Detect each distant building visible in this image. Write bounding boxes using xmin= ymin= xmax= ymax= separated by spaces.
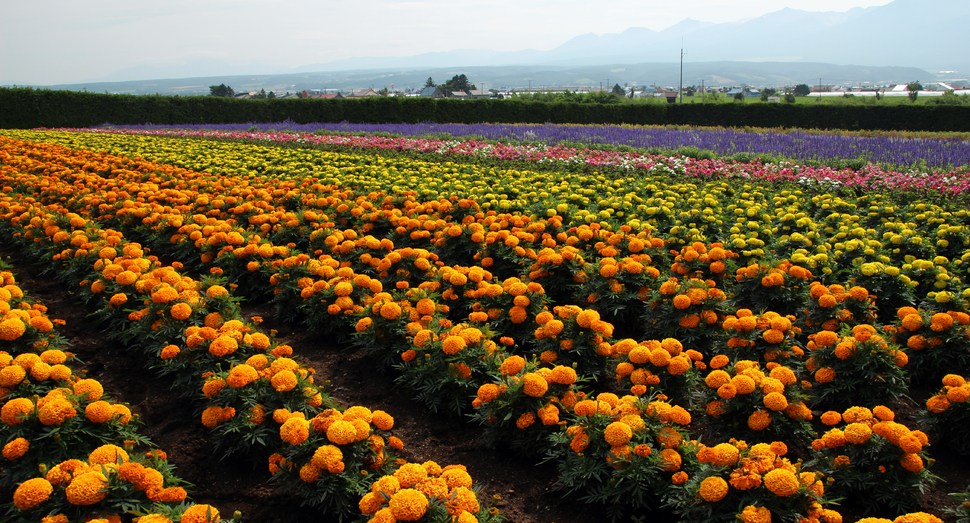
xmin=417 ymin=86 xmax=446 ymax=98
xmin=347 ymin=89 xmax=379 ymax=98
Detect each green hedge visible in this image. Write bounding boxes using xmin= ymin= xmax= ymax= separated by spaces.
xmin=2 ymin=87 xmax=968 ymax=131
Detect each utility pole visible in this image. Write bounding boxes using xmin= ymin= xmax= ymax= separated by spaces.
xmin=679 ymin=41 xmax=686 ymax=103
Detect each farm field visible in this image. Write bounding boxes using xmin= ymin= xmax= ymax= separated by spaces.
xmin=2 ymin=126 xmax=970 ymax=523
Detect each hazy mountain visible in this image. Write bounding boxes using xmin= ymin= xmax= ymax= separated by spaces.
xmin=11 ymin=0 xmax=968 ymax=94
xmin=277 ymin=0 xmax=968 ymax=72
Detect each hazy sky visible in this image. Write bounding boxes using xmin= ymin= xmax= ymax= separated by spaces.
xmin=1 ymin=0 xmax=894 ymax=86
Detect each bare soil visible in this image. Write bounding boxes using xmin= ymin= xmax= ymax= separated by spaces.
xmin=2 ymin=246 xmax=969 ymax=523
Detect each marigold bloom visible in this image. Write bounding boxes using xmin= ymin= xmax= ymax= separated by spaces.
xmin=699 ymin=476 xmax=729 ymax=502
xmin=499 ymin=355 xmax=526 ymax=376
xmin=3 ymin=436 xmax=29 ymax=460
xmin=66 ymin=471 xmax=109 ymax=505
xmin=372 ymin=410 xmax=394 ymax=431
xmin=739 ymin=505 xmax=772 ymax=523
xmin=85 ymin=401 xmax=114 ymax=423
xmin=73 ymin=378 xmax=104 ymax=401
xmin=900 ymin=453 xmax=924 ymax=472
xmin=280 ymin=417 xmax=310 ymax=445
xmin=659 ymin=448 xmax=682 ymax=471
xmin=13 ymin=477 xmax=53 ymax=509
xmin=522 ymin=373 xmax=549 ymax=397
xmin=388 ymin=488 xmax=429 ymax=521
xmin=763 ymin=392 xmax=789 ymax=412
xmin=180 ymin=504 xmax=220 ymax=523
xmin=271 ymin=369 xmax=298 ymax=392
xmin=712 ymin=442 xmax=740 ymax=466
xmin=208 ymin=335 xmax=238 ymax=357
xmin=0 ymin=364 xmax=26 ymax=388
xmin=327 ymin=419 xmax=359 ymax=445
xmin=748 ymin=410 xmax=772 ymax=431
xmin=764 ymin=468 xmax=799 ymax=496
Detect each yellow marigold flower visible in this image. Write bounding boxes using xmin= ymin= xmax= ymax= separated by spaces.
xmin=522 ymin=373 xmax=549 ymax=397
xmin=13 ymin=477 xmax=53 ymax=509
xmin=180 ymin=504 xmax=221 ymax=523
xmin=699 ymin=476 xmax=729 ymax=502
xmin=66 ymin=471 xmax=109 ymax=505
xmin=764 ymin=468 xmax=799 ymax=496
xmin=389 ymin=488 xmax=429 ymax=521
xmin=327 ymin=419 xmax=358 ymax=445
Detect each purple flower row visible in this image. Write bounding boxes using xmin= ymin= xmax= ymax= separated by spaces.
xmin=97 ymin=120 xmax=970 ymax=171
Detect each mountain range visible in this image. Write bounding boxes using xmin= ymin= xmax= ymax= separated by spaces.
xmin=13 ymin=0 xmax=969 ymax=94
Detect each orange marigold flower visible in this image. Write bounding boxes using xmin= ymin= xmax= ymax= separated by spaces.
xmin=227 ymin=364 xmax=259 ymax=388
xmin=739 ymin=505 xmax=772 ymax=523
xmin=327 ymin=420 xmax=359 ymax=445
xmin=699 ymin=476 xmax=729 ymax=502
xmin=748 ymin=410 xmax=772 ymax=431
xmin=74 ymin=378 xmax=104 ymax=401
xmin=181 ymin=504 xmax=221 ymax=523
xmin=522 ymin=373 xmax=549 ymax=397
xmin=763 ymin=392 xmax=789 ymax=412
xmin=271 ymin=370 xmax=298 ymax=392
xmin=389 ymin=488 xmax=429 ymax=521
xmin=764 ymin=468 xmax=799 ymax=497
xmin=13 ymin=477 xmax=53 ymax=509
xmin=3 ymin=437 xmax=29 ymax=460
xmin=499 ymin=355 xmax=526 ymax=376
xmin=604 ymin=422 xmax=633 ymax=446
xmin=85 ymin=401 xmax=114 ymax=424
xmin=65 ymin=471 xmax=109 ymax=505
xmin=900 ymin=453 xmax=924 ymax=473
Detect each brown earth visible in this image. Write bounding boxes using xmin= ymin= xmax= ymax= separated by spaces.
xmin=2 ymin=246 xmax=969 ymax=523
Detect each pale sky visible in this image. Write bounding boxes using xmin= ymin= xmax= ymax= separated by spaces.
xmin=1 ymin=0 xmax=894 ymax=86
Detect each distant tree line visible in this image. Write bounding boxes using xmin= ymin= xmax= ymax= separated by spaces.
xmin=3 ymin=86 xmax=970 ymax=131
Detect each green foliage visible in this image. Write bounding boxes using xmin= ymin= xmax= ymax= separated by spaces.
xmin=209 ymin=84 xmax=235 ymax=97
xmin=793 ymin=84 xmax=812 ymax=97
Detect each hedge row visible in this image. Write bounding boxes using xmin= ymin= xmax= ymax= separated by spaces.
xmin=3 ymin=87 xmax=969 ymax=131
